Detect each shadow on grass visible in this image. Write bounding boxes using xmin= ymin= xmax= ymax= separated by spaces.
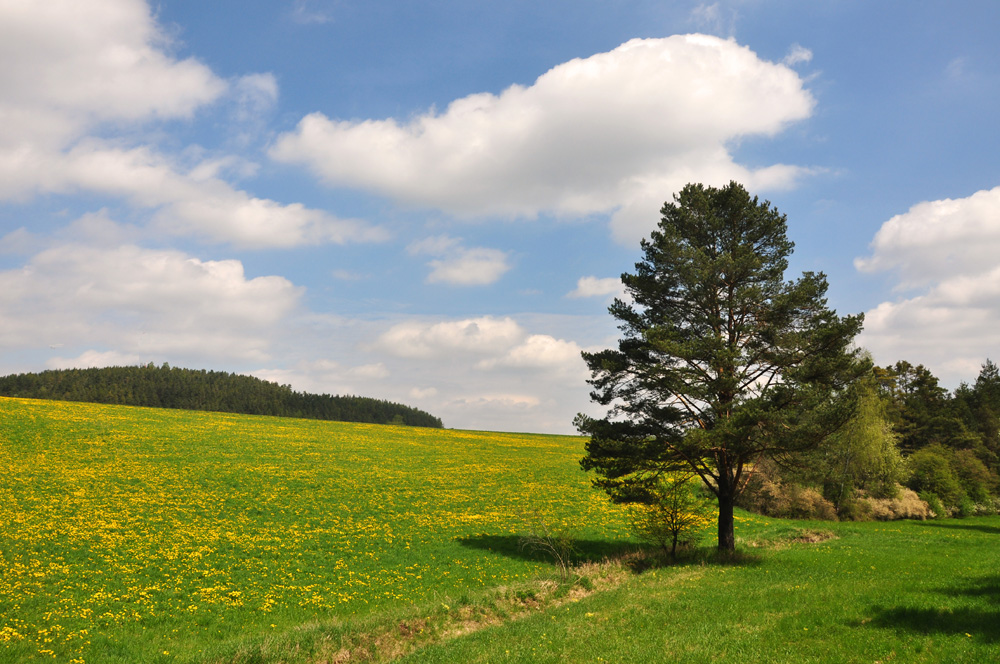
xmin=867 ymin=576 xmax=1000 ymax=644
xmin=455 ymin=533 xmax=764 ymax=573
xmin=941 ymin=575 xmax=1000 ymax=605
xmin=454 ymin=533 xmax=636 ymax=565
xmin=911 ymin=521 xmax=1000 ymax=535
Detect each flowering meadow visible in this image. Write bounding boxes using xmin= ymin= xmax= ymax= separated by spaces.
xmin=0 ymin=397 xmax=630 ymax=662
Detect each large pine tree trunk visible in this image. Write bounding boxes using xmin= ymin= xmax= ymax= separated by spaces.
xmin=717 ymin=491 xmax=736 ymax=551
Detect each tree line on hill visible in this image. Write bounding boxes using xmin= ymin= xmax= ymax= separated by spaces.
xmin=0 ymin=364 xmax=444 ymax=428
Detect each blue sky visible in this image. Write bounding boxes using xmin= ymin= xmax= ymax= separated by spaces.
xmin=1 ymin=0 xmax=999 ymax=433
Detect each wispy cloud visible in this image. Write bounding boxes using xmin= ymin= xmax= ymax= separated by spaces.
xmin=783 ymin=44 xmax=813 ymax=67
xmin=408 ymin=235 xmax=511 ymax=286
xmin=290 ymin=0 xmax=336 ymax=25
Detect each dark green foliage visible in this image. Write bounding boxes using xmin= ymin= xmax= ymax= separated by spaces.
xmin=737 ymin=360 xmax=1000 ymax=523
xmin=878 ymin=361 xmax=982 ymax=454
xmin=0 ymin=364 xmax=443 ymax=427
xmin=876 ymin=360 xmax=1000 ymax=506
xmin=578 ymin=182 xmax=865 ymax=550
xmin=952 ymin=359 xmax=1000 ymax=469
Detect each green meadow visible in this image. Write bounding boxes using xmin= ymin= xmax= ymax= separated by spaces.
xmin=2 ymin=396 xmax=999 ymax=663
xmin=0 ymin=397 xmax=627 ymax=662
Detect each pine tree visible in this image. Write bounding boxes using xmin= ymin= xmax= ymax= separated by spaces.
xmin=578 ymin=182 xmax=864 ymax=550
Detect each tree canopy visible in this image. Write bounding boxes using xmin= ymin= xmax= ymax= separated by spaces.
xmin=577 ymin=182 xmax=864 ymax=550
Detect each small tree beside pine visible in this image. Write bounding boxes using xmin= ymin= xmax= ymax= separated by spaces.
xmin=628 ymin=474 xmax=714 ymax=558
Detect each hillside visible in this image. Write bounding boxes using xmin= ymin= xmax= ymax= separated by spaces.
xmin=0 ymin=364 xmax=443 ymax=427
xmin=0 ymin=396 xmax=618 ymax=662
xmin=2 ymin=396 xmax=999 ymax=663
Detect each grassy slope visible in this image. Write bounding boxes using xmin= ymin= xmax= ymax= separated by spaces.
xmin=0 ymin=397 xmax=628 ymax=663
xmin=3 ymin=396 xmax=999 ymax=663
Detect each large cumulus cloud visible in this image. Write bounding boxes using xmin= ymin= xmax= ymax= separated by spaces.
xmin=271 ymin=34 xmax=815 ymax=244
xmin=0 ymin=242 xmax=303 ymax=364
xmin=0 ymin=0 xmax=382 ymax=248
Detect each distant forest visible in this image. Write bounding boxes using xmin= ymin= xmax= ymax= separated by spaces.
xmin=0 ymin=364 xmax=443 ymax=428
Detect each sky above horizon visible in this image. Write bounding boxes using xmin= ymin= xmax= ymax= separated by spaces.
xmin=2 ymin=0 xmax=999 ymax=433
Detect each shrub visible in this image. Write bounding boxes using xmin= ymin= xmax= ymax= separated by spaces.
xmin=518 ymin=511 xmax=577 ymax=580
xmin=907 ymin=445 xmax=966 ymax=510
xmin=743 ymin=477 xmax=791 ymax=517
xmin=835 ymin=497 xmax=871 ymax=522
xmin=975 ymin=497 xmax=1000 ymax=516
xmin=785 ymin=485 xmax=838 ymax=521
xmin=737 ymin=460 xmax=790 ymax=516
xmin=956 ymin=495 xmax=976 ymax=518
xmin=919 ymin=492 xmax=947 ymax=519
xmin=628 ymin=474 xmax=714 ymax=557
xmin=738 ymin=461 xmax=836 ymax=520
xmin=859 ymin=487 xmax=931 ymax=521
xmin=817 ymin=377 xmax=905 ymax=508
xmin=951 ymin=449 xmax=994 ymax=504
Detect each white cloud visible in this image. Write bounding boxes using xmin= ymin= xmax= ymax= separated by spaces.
xmin=408 ymin=235 xmax=511 ymax=286
xmin=856 ymin=186 xmax=1000 ymax=289
xmin=0 ymin=141 xmax=386 ymax=248
xmin=240 ymin=312 xmax=617 ymax=434
xmin=449 ymin=393 xmax=542 ymax=410
xmin=290 ymin=0 xmax=336 ymax=25
xmin=0 ymin=0 xmax=226 ymax=150
xmin=477 ymin=335 xmax=585 ymax=375
xmin=0 ymin=1 xmax=383 ymax=249
xmin=407 ymin=235 xmax=463 ymax=256
xmin=689 ymin=3 xmax=734 ymax=37
xmin=373 ymin=316 xmax=525 ymax=359
xmin=427 ymin=248 xmax=510 ymax=286
xmin=332 ymin=269 xmax=365 ymax=281
xmin=349 ymin=362 xmax=389 ymax=379
xmin=857 ymin=186 xmax=1000 ymax=385
xmin=47 ymin=349 xmax=142 ymax=370
xmin=271 ymin=34 xmax=815 ymax=244
xmin=782 ymin=44 xmax=813 ymax=67
xmin=409 ymin=387 xmax=439 ymax=400
xmin=251 ymin=358 xmax=390 ymax=397
xmin=228 ymin=73 xmax=280 ymax=145
xmin=233 ymin=73 xmax=279 ymax=120
xmin=567 ymin=276 xmax=623 ymax=299
xmin=946 ymin=56 xmax=970 ymax=81
xmin=0 ymin=241 xmax=302 ymax=363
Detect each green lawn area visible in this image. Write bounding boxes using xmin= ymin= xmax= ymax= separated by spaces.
xmin=394 ymin=517 xmax=1000 ymax=663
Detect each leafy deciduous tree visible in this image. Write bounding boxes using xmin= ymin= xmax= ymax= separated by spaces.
xmin=816 ymin=373 xmax=905 ymax=512
xmin=627 ymin=474 xmax=713 ymax=558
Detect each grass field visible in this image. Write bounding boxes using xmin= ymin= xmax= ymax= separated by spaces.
xmin=2 ymin=396 xmax=999 ymax=663
xmin=394 ymin=518 xmax=1000 ymax=663
xmin=0 ymin=396 xmax=628 ymax=662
